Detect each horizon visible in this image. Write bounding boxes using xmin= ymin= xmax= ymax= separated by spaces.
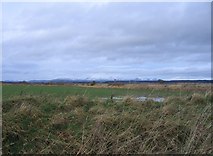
xmin=2 ymin=2 xmax=211 ymax=81
xmin=2 ymin=77 xmax=212 ymax=82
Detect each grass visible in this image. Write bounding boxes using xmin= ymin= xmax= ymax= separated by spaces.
xmin=2 ymin=83 xmax=212 ymax=154
xmin=2 ymin=83 xmax=208 ymax=100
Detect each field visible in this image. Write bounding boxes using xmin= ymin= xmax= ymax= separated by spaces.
xmin=2 ymin=83 xmax=210 ymax=99
xmin=2 ymin=83 xmax=213 ymax=154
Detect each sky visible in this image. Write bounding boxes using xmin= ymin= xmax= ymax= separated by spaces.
xmin=2 ymin=2 xmax=211 ymax=81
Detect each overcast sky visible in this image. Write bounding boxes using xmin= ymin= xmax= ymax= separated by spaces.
xmin=2 ymin=2 xmax=211 ymax=81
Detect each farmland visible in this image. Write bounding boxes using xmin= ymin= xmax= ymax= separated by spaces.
xmin=2 ymin=83 xmax=213 ymax=154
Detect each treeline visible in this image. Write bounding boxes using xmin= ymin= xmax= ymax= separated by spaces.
xmin=2 ymin=79 xmax=212 ymax=85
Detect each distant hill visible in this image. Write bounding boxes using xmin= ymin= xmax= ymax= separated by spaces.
xmin=2 ymin=78 xmax=213 ymax=84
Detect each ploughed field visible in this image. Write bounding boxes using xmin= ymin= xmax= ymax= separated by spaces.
xmin=2 ymin=83 xmax=213 ymax=154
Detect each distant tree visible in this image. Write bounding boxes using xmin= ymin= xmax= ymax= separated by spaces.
xmin=90 ymin=81 xmax=96 ymax=86
xmin=22 ymin=81 xmax=27 ymax=84
xmin=158 ymin=79 xmax=165 ymax=84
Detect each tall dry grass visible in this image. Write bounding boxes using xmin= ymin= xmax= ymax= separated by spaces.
xmin=2 ymin=92 xmax=212 ymax=154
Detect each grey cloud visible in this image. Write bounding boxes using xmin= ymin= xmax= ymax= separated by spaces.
xmin=2 ymin=2 xmax=211 ymax=80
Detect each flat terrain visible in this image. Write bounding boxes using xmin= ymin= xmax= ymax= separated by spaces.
xmin=2 ymin=83 xmax=212 ymax=154
xmin=2 ymin=83 xmax=210 ymax=100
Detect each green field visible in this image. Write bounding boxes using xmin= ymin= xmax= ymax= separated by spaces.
xmin=2 ymin=84 xmax=201 ymax=100
xmin=2 ymin=83 xmax=212 ymax=154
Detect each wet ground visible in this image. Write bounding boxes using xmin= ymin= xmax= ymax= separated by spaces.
xmin=101 ymin=96 xmax=165 ymax=102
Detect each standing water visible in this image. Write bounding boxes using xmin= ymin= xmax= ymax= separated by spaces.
xmin=101 ymin=96 xmax=165 ymax=102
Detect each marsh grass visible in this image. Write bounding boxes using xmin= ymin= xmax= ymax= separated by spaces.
xmin=2 ymin=92 xmax=212 ymax=154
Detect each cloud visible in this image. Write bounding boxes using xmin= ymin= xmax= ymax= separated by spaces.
xmin=2 ymin=2 xmax=211 ymax=80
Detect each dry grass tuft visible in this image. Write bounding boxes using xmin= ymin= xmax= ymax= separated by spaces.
xmin=51 ymin=113 xmax=69 ymax=130
xmin=204 ymin=91 xmax=213 ymax=103
xmin=64 ymin=96 xmax=89 ymax=108
xmin=189 ymin=93 xmax=206 ymax=105
xmin=162 ymin=104 xmax=178 ymax=115
xmin=3 ymin=96 xmax=40 ymax=113
xmin=122 ymin=96 xmax=136 ymax=105
xmin=163 ymin=96 xmax=184 ymax=106
xmin=88 ymin=105 xmax=106 ymax=114
xmin=138 ymin=121 xmax=190 ymax=154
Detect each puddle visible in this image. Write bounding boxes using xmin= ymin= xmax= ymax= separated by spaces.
xmin=101 ymin=96 xmax=165 ymax=102
xmin=136 ymin=96 xmax=164 ymax=102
